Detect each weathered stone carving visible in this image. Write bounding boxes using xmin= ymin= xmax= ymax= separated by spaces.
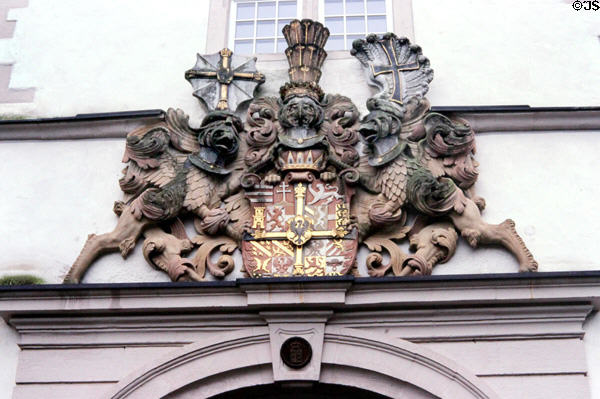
xmin=240 ymin=20 xmax=360 ymax=277
xmin=351 ymin=33 xmax=537 ymax=275
xmin=65 ymin=21 xmax=537 ymax=283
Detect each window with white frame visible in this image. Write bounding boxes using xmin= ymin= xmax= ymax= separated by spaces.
xmin=321 ymin=0 xmax=392 ymax=51
xmin=223 ymin=0 xmax=397 ymax=55
xmin=230 ymin=0 xmax=302 ymax=55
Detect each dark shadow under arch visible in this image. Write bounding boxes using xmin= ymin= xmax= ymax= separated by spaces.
xmin=209 ymin=382 xmax=393 ymax=399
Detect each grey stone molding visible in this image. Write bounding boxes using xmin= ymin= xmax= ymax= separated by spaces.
xmin=103 ymin=327 xmax=497 ymax=399
xmin=2 ymin=272 xmax=596 ymax=398
xmin=2 ymin=271 xmax=600 ymax=317
xmin=0 ymin=109 xmax=164 ymax=140
xmin=1 ymin=107 xmax=599 ymax=141
xmin=450 ymin=109 xmax=600 ymax=133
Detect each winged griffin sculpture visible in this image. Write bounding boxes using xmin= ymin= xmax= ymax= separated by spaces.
xmin=64 ymin=20 xmax=537 ymax=283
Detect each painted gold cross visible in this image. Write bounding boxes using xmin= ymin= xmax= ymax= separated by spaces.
xmin=252 ymin=183 xmax=350 ymax=275
xmin=185 ymin=48 xmax=265 ymax=110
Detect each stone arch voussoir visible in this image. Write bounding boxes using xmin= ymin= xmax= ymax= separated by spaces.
xmin=105 ymin=326 xmax=500 ymax=399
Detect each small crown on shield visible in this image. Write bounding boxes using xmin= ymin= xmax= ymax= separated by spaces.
xmin=280 ymin=19 xmax=329 ymax=102
xmin=276 ymin=149 xmax=326 ymax=171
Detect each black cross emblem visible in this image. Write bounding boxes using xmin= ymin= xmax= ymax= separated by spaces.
xmin=371 ymin=38 xmax=420 ymax=105
xmin=185 ymin=48 xmax=265 ymax=110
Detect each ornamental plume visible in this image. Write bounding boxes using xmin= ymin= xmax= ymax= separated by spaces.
xmin=280 ymin=19 xmax=330 ymax=101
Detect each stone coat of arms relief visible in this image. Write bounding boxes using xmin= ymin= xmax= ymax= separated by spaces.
xmin=64 ymin=20 xmax=537 ymax=283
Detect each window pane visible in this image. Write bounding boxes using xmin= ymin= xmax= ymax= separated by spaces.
xmin=257 ymin=2 xmax=276 ymax=18
xmin=366 ymin=0 xmax=386 ymax=13
xmin=346 ymin=16 xmax=365 ymax=33
xmin=257 ymin=20 xmax=275 ymax=37
xmin=235 ymin=40 xmax=253 ymax=54
xmin=256 ymin=39 xmax=275 ymax=53
xmin=278 ymin=19 xmax=292 ymax=36
xmin=237 ymin=2 xmax=255 ymax=19
xmin=346 ymin=34 xmax=363 ymax=50
xmin=325 ymin=17 xmax=344 ymax=34
xmin=324 ymin=0 xmax=343 ymax=15
xmin=277 ymin=38 xmax=288 ymax=52
xmin=236 ymin=21 xmax=254 ymax=38
xmin=345 ymin=0 xmax=364 ymax=14
xmin=326 ymin=35 xmax=345 ymax=50
xmin=367 ymin=15 xmax=386 ymax=33
xmin=278 ymin=1 xmax=296 ymax=18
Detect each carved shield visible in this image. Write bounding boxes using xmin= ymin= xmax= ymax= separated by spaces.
xmin=242 ymin=179 xmax=357 ymax=277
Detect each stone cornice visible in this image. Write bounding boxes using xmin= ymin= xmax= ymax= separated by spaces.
xmin=1 ymin=272 xmax=600 ymax=321
xmin=451 ymin=109 xmax=600 ymax=132
xmin=0 ymin=107 xmax=598 ymax=141
xmin=0 ymin=109 xmax=164 ymax=140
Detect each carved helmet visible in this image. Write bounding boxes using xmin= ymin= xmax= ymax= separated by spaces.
xmin=188 ymin=111 xmax=243 ymax=175
xmin=277 ymin=20 xmax=329 ymax=149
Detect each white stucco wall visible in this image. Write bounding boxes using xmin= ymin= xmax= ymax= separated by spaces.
xmin=0 ymin=0 xmax=598 ymax=119
xmin=0 ymin=0 xmax=210 ymax=119
xmin=1 ymin=128 xmax=598 ymax=284
xmin=412 ymin=0 xmax=600 ymax=107
xmin=0 ymin=139 xmax=167 ymax=284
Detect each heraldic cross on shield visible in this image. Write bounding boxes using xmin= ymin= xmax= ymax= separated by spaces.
xmin=242 ymin=178 xmax=357 ymax=277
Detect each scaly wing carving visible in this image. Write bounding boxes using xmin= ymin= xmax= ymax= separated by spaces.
xmin=165 ymin=108 xmax=201 ymax=154
xmin=379 ymin=157 xmax=409 ymax=205
xmin=119 ymin=108 xmax=202 ymax=200
xmin=120 ymin=153 xmax=177 ymax=193
xmin=119 ymin=124 xmax=179 ymax=199
xmin=422 ymin=113 xmax=479 ymax=190
xmin=184 ymin=167 xmax=216 ymax=215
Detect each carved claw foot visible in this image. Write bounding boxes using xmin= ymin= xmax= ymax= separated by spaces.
xmin=113 ymin=201 xmax=125 ymax=216
xmin=119 ymin=237 xmax=136 ymax=258
xmin=368 ymin=202 xmax=403 ymax=225
xmin=461 ymin=228 xmax=481 ymax=248
xmin=473 ymin=196 xmax=486 ymax=211
xmin=263 ymin=173 xmax=281 ymax=185
xmin=320 ymin=171 xmax=337 ymax=182
xmin=499 ymin=219 xmax=538 ymax=272
xmin=519 ymin=261 xmax=539 ymax=273
xmin=199 ymin=208 xmax=230 ymax=235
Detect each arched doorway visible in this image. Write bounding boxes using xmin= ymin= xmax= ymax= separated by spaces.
xmin=107 ymin=327 xmax=499 ymax=399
